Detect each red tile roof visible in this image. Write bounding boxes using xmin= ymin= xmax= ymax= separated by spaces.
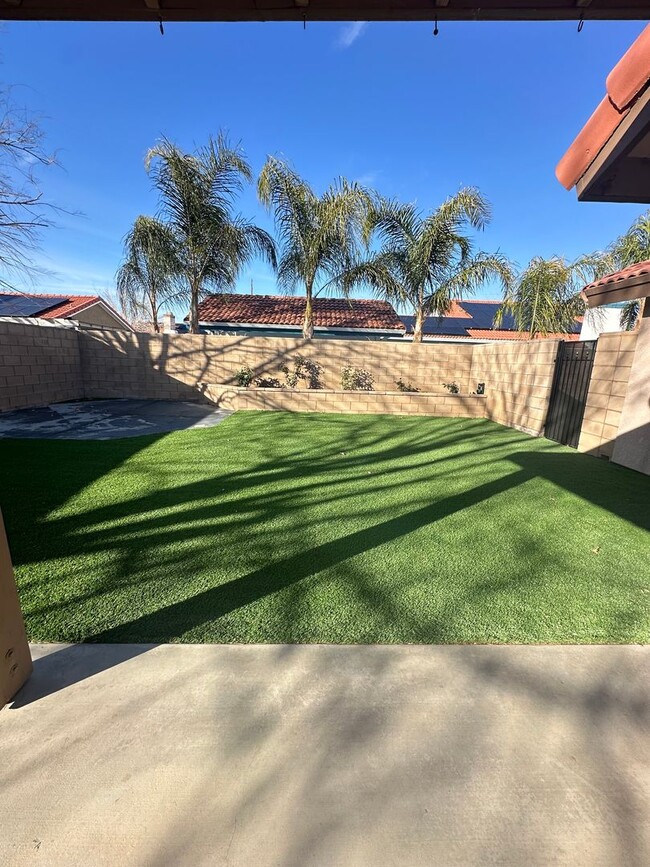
xmin=583 ymin=259 xmax=650 ymax=292
xmin=556 ymin=25 xmax=650 ymax=190
xmin=196 ymin=294 xmax=405 ymax=331
xmin=467 ymin=329 xmax=579 ymax=341
xmin=34 ymin=294 xmax=103 ymax=319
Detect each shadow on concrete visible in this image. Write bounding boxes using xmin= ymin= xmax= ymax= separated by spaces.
xmin=8 ymin=643 xmax=156 ymax=708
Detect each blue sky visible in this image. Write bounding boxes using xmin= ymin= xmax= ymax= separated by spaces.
xmin=2 ymin=17 xmax=648 ymax=311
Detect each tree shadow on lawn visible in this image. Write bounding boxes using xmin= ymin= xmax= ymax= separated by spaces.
xmin=4 ymin=414 xmax=649 ymax=645
xmin=87 ymin=447 xmax=650 ymax=644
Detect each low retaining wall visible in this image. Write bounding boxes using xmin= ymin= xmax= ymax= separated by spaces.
xmin=204 ymin=386 xmax=487 ymax=417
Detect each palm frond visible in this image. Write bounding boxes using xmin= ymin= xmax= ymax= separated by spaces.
xmin=620 ymin=299 xmax=640 ymax=331
xmin=496 ymin=256 xmax=583 ymax=336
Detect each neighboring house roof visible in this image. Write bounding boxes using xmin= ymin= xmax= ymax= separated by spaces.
xmin=400 ymin=300 xmax=581 ymax=340
xmin=36 ymin=294 xmax=104 ymax=319
xmin=0 ymin=292 xmax=133 ymax=330
xmin=194 ymin=294 xmax=405 ymax=332
xmin=556 ymin=25 xmax=650 ymax=195
xmin=581 ymin=259 xmax=650 ymax=308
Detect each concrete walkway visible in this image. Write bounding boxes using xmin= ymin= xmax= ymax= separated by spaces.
xmin=0 ymin=400 xmax=231 ymax=440
xmin=1 ymin=644 xmax=649 ymax=867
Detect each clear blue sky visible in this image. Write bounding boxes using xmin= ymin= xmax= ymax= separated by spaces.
xmin=3 ymin=18 xmax=648 ymax=310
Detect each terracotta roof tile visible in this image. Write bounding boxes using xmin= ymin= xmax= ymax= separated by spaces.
xmin=35 ymin=294 xmax=102 ymax=319
xmin=556 ymin=24 xmax=650 ymax=190
xmin=196 ymin=294 xmax=404 ymax=331
xmin=583 ymin=259 xmax=650 ymax=292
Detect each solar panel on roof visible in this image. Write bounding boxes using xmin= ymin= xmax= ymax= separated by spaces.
xmin=458 ymin=302 xmax=507 ymax=329
xmin=400 ymin=314 xmax=470 ymax=337
xmin=0 ymin=294 xmax=65 ymax=317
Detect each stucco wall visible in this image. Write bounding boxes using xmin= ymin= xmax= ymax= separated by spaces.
xmin=577 ymin=330 xmax=638 ymax=459
xmin=470 ymin=340 xmax=560 ymax=436
xmin=73 ymin=303 xmax=129 ymax=330
xmin=0 ymin=321 xmax=84 ymax=412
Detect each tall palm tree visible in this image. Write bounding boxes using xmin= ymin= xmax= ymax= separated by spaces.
xmin=258 ymin=157 xmax=370 ymax=339
xmin=495 ymin=256 xmax=584 ymax=337
xmin=347 ymin=188 xmax=513 ymax=343
xmin=116 ymin=215 xmax=180 ymax=332
xmin=146 ymin=135 xmax=276 ymax=333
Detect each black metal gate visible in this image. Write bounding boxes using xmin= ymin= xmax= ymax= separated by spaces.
xmin=545 ymin=340 xmax=597 ymax=448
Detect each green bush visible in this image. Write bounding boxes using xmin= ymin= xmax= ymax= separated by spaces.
xmin=341 ymin=366 xmax=374 ymax=391
xmin=281 ymin=355 xmax=323 ymax=389
xmin=442 ymin=381 xmax=460 ymax=394
xmin=235 ymin=366 xmax=255 ymax=388
xmin=255 ymin=377 xmax=282 ymax=389
xmin=395 ymin=379 xmax=419 ymax=393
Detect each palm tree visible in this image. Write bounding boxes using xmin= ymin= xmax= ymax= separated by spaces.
xmin=347 ymin=188 xmax=513 ymax=343
xmin=116 ymin=216 xmax=181 ymax=332
xmin=146 ymin=135 xmax=276 ymax=333
xmin=495 ymin=256 xmax=584 ymax=337
xmin=257 ymin=157 xmax=370 ymax=339
xmin=608 ymin=212 xmax=649 ymax=330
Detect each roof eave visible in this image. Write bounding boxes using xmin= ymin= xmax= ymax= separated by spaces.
xmin=581 ymin=272 xmax=650 ymax=308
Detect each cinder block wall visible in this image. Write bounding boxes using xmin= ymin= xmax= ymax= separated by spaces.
xmin=578 ymin=331 xmax=639 ymax=458
xmin=79 ymin=330 xmax=475 ymax=397
xmin=1 ymin=322 xmax=556 ymax=432
xmin=206 ymin=386 xmax=486 ymax=418
xmin=0 ymin=321 xmax=84 ymax=412
xmin=470 ymin=340 xmax=560 ymax=435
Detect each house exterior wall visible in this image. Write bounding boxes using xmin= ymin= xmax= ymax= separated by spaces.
xmin=470 ymin=339 xmax=561 ymax=436
xmin=577 ymin=330 xmax=638 ymax=459
xmin=0 ymin=321 xmax=84 ymax=412
xmin=71 ymin=303 xmax=130 ymax=330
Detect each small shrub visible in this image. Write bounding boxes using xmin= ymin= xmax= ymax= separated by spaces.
xmin=442 ymin=381 xmax=460 ymax=394
xmin=341 ymin=366 xmax=374 ymax=391
xmin=255 ymin=376 xmax=282 ymax=389
xmin=281 ymin=355 xmax=323 ymax=389
xmin=235 ymin=366 xmax=255 ymax=388
xmin=395 ymin=378 xmax=419 ymax=393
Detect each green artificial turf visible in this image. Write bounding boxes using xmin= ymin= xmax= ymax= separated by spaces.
xmin=1 ymin=411 xmax=648 ymax=644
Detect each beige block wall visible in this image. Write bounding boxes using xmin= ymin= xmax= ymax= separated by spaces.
xmin=0 ymin=321 xmax=84 ymax=412
xmin=205 ymin=386 xmax=486 ymax=418
xmin=577 ymin=331 xmax=638 ymax=459
xmin=77 ymin=330 xmax=475 ymax=400
xmin=470 ymin=339 xmax=560 ymax=436
xmin=611 ymin=316 xmax=650 ymax=475
xmin=77 ymin=330 xmax=199 ymax=402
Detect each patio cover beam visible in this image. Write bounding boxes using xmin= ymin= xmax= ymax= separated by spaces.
xmin=0 ymin=1 xmax=647 ymax=23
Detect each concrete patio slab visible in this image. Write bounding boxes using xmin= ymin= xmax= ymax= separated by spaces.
xmin=1 ymin=643 xmax=649 ymax=867
xmin=0 ymin=399 xmax=232 ymax=439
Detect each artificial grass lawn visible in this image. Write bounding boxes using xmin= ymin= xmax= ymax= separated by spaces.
xmin=1 ymin=412 xmax=648 ymax=644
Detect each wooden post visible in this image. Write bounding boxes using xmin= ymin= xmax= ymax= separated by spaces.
xmin=0 ymin=508 xmax=32 ymax=707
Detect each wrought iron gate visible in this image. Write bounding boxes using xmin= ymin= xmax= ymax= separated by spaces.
xmin=545 ymin=340 xmax=597 ymax=448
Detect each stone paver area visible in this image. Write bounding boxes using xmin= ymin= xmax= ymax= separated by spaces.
xmin=1 ymin=643 xmax=649 ymax=867
xmin=0 ymin=399 xmax=231 ymax=439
